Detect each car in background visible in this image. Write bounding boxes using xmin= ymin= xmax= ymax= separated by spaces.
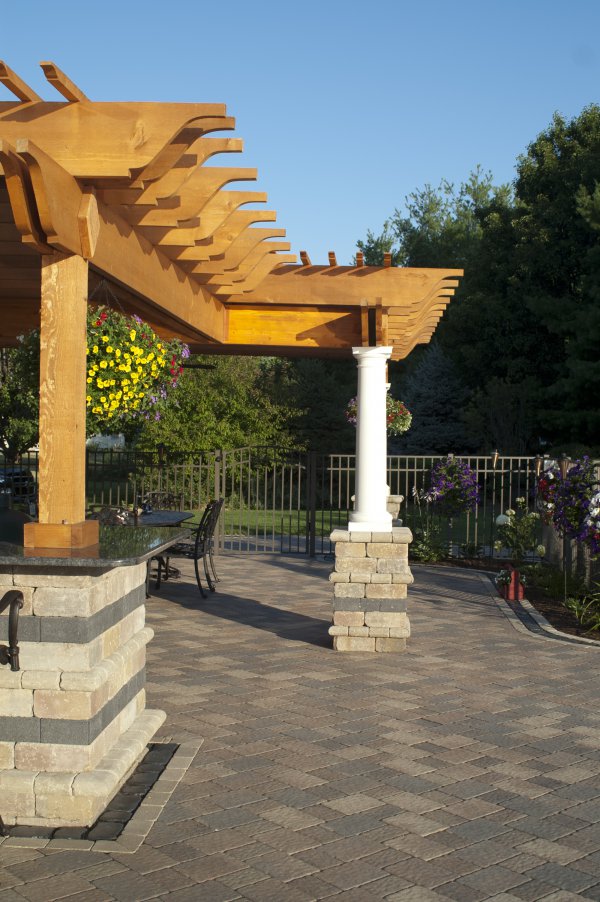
xmin=0 ymin=466 xmax=37 ymax=500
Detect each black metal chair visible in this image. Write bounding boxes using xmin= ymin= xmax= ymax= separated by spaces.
xmin=142 ymin=491 xmax=185 ymax=588
xmin=170 ymin=499 xmax=224 ymax=597
xmin=141 ymin=490 xmax=184 ymax=511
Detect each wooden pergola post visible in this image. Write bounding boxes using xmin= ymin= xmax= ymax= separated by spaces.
xmin=23 ymin=253 xmax=99 ymax=549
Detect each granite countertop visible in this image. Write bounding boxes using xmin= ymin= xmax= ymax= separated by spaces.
xmin=0 ymin=525 xmax=192 ymax=569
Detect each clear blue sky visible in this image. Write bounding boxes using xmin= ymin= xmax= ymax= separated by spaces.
xmin=3 ymin=0 xmax=599 ymax=265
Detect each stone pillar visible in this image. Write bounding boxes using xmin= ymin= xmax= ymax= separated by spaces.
xmin=329 ymin=527 xmax=413 ymax=652
xmin=0 ymin=563 xmax=164 ymax=826
xmin=348 ymin=346 xmax=393 ymax=533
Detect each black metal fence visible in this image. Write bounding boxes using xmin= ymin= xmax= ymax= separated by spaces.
xmin=3 ymin=449 xmax=596 ymax=574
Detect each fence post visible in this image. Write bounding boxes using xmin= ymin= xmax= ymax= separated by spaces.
xmin=307 ymin=451 xmax=317 ymax=558
xmin=213 ymin=451 xmax=223 ymax=553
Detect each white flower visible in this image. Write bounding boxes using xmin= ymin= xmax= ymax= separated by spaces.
xmin=536 ymin=544 xmax=546 ymax=556
xmin=505 ymin=509 xmax=516 ymax=517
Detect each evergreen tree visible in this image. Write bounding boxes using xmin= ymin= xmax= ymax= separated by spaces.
xmin=393 ymin=342 xmax=472 ymax=453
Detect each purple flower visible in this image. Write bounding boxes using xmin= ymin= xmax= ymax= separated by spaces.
xmin=428 ymin=456 xmax=480 ymax=516
xmin=539 ymin=457 xmax=600 ymax=554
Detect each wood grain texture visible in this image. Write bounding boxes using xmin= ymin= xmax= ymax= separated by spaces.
xmin=23 ymin=520 xmax=99 ymax=550
xmin=38 ymin=253 xmax=88 ymax=526
xmin=227 ymin=306 xmax=361 ymax=348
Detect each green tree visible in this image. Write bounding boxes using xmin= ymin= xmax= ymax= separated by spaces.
xmin=355 ymin=222 xmax=401 ymax=265
xmin=511 ymin=106 xmax=600 ymax=445
xmin=391 ymin=168 xmax=511 ymax=269
xmin=392 ymin=342 xmax=472 ymax=453
xmin=135 ymin=356 xmax=295 ymax=451
xmin=0 ymin=334 xmax=39 ymax=462
xmin=268 ymin=358 xmax=357 ymax=452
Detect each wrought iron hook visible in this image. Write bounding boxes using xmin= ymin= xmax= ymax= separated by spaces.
xmin=0 ymin=590 xmax=24 ymax=671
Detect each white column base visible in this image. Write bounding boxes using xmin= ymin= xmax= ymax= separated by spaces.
xmin=348 ymin=511 xmax=393 ymax=533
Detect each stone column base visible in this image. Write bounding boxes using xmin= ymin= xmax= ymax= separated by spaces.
xmin=0 ymin=708 xmax=165 ymax=827
xmin=0 ymin=562 xmax=165 ymax=826
xmin=329 ymin=526 xmax=413 ymax=652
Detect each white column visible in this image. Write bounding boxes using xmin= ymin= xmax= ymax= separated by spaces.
xmin=348 ymin=346 xmax=393 ymax=533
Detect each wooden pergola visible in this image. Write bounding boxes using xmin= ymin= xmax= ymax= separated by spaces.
xmin=0 ymin=62 xmax=462 ymax=550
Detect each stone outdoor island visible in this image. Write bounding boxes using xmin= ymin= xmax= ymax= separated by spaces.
xmin=0 ymin=61 xmax=460 ymax=826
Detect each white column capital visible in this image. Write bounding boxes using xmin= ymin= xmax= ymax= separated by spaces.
xmin=352 ymin=346 xmax=393 ymax=366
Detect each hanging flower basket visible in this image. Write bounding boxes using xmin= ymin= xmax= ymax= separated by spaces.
xmin=86 ymin=306 xmax=189 ymax=433
xmin=537 ymin=457 xmax=600 ymax=557
xmin=345 ymin=395 xmax=412 ymax=436
xmin=427 ymin=455 xmax=480 ymax=517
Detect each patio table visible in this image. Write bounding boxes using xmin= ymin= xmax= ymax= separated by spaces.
xmin=135 ymin=510 xmax=194 ymax=528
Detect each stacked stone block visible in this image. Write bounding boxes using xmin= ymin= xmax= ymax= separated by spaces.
xmin=386 ymin=493 xmax=403 ymax=521
xmin=0 ymin=562 xmax=165 ymax=826
xmin=329 ymin=526 xmax=413 ymax=652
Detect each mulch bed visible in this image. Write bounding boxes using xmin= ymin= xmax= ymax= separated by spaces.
xmin=433 ymin=557 xmax=600 ymax=642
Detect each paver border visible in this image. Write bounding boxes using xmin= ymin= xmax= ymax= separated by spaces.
xmin=0 ymin=739 xmax=203 ymax=854
xmin=474 ymin=570 xmax=600 ymax=648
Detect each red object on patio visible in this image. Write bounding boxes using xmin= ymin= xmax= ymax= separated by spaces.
xmin=500 ymin=568 xmax=524 ymax=601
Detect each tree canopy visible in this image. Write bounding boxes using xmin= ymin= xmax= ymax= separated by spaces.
xmin=358 ymin=106 xmax=600 ymax=454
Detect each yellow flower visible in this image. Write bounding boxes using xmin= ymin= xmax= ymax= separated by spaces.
xmin=100 ymin=396 xmax=106 ymax=403
xmin=99 ymin=361 xmax=108 ymax=369
xmin=101 ymin=335 xmax=109 ymax=343
xmin=115 ymin=348 xmax=121 ymax=358
xmin=87 ymin=377 xmax=92 ymax=384
xmin=93 ymin=345 xmax=99 ymax=354
xmin=130 ymin=330 xmax=136 ymax=341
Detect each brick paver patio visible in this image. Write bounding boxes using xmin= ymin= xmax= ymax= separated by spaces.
xmin=2 ymin=554 xmax=600 ymax=900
